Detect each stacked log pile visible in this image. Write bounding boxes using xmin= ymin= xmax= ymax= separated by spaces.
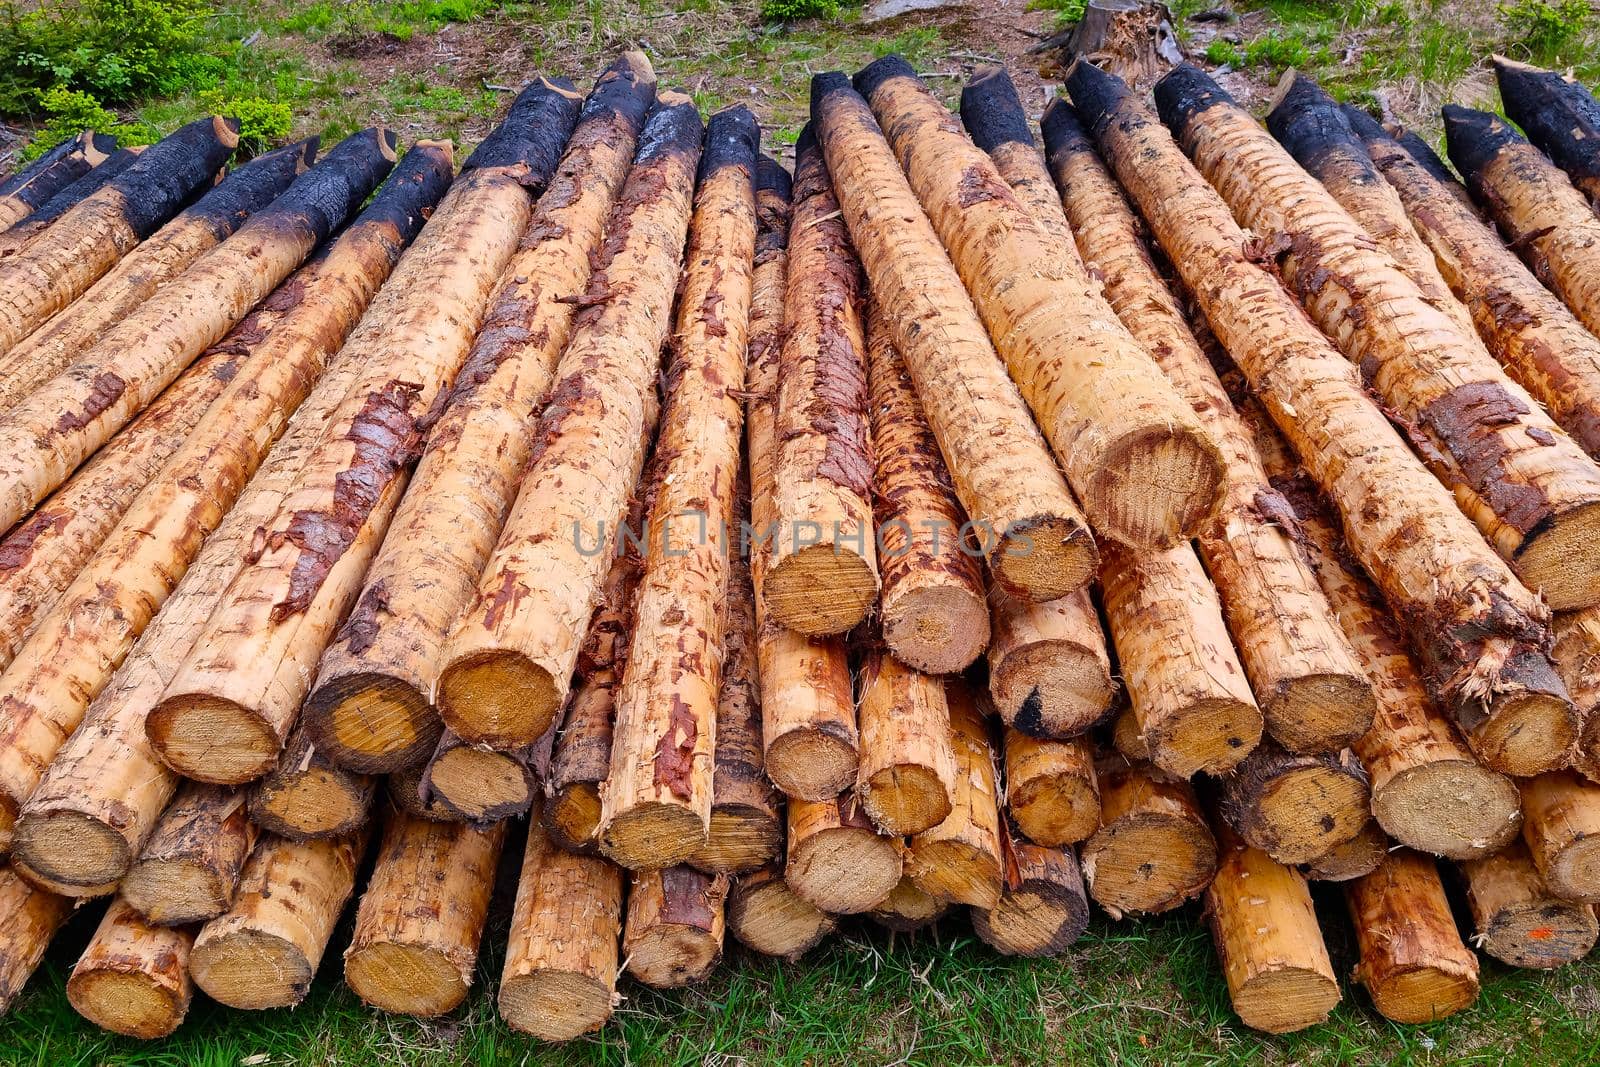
xmin=1 ymin=48 xmax=1599 ymax=1045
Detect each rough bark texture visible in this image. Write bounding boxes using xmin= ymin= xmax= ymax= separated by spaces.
xmin=986 ymin=587 xmax=1115 ymax=738
xmin=304 ymin=58 xmax=654 ymax=775
xmin=190 ymin=828 xmax=371 ymax=1009
xmin=1064 ymin=62 xmax=1555 ymax=739
xmin=498 ymin=806 xmax=624 ymax=1041
xmin=1204 ymin=820 xmax=1339 ymax=1034
xmin=744 ymin=158 xmax=859 ymax=800
xmin=784 ymin=791 xmax=903 ymax=914
xmin=387 ymin=763 xmax=459 ymax=824
xmin=1081 ymin=755 xmax=1216 ymax=917
xmin=623 ymin=866 xmax=728 ymax=988
xmin=971 ymin=830 xmax=1090 ymax=957
xmin=1247 ymin=403 xmax=1524 ymax=855
xmin=1551 ymin=606 xmax=1600 ymax=783
xmin=1218 ymin=739 xmax=1370 ymax=866
xmin=904 ymin=681 xmax=1003 ymax=909
xmin=544 ymin=671 xmax=619 ymax=853
xmin=811 ymin=72 xmax=1090 ymax=601
xmin=66 ymin=897 xmax=194 ymax=1038
xmin=8 ymin=245 xmax=395 ymax=891
xmin=727 ymin=864 xmax=837 ymax=960
xmin=1003 ymin=729 xmax=1099 ymax=847
xmin=597 ymin=106 xmax=757 ymax=871
xmin=1494 ymin=56 xmax=1600 ymax=203
xmin=1343 ymin=849 xmax=1480 ymax=1023
xmin=1042 ymin=97 xmax=1371 ymax=754
xmin=1460 ymin=839 xmax=1600 ymax=969
xmin=120 ymin=783 xmax=258 ymax=927
xmin=151 ymin=108 xmax=574 ymax=784
xmin=437 ymin=95 xmax=700 ymax=750
xmin=762 ymin=125 xmax=878 ymax=635
xmin=855 ymin=644 xmax=956 ymax=837
xmin=344 ymin=811 xmax=506 ymax=1016
xmin=932 ymin=61 xmax=1226 ymax=550
xmin=1157 ymin=65 xmax=1600 ymax=615
xmin=247 ymin=721 xmax=376 ymax=840
xmin=0 ymin=131 xmax=117 ymax=229
xmin=1101 ymin=539 xmax=1262 ymax=777
xmin=0 ymin=139 xmax=312 ymax=412
xmin=1519 ymin=771 xmax=1600 ymax=902
xmin=0 ymin=863 xmax=71 ymax=1013
xmin=0 ymin=117 xmax=237 ymax=361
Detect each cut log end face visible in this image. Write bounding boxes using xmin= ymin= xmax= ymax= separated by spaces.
xmin=765 ymin=728 xmax=859 ymax=801
xmin=869 ymin=874 xmax=949 ymax=932
xmin=1482 ymin=901 xmax=1600 ymax=969
xmin=861 ymin=764 xmax=954 ymax=838
xmin=991 ymin=646 xmax=1116 ymax=738
xmin=191 ymin=929 xmax=313 ymax=1009
xmin=763 ymin=548 xmax=879 ymax=637
xmin=427 ymin=746 xmax=534 ymax=823
xmin=1145 ymin=695 xmax=1262 ymax=779
xmin=146 ymin=694 xmax=281 ymax=785
xmin=989 ymin=518 xmax=1098 ymax=604
xmin=1008 ymin=773 xmax=1100 ymax=847
xmin=500 ymin=970 xmax=616 ymax=1041
xmin=435 ymin=651 xmax=561 ymax=750
xmin=1234 ymin=968 xmax=1341 ymax=1035
xmin=1465 ymin=686 xmax=1578 ymax=778
xmin=1364 ymin=966 xmax=1479 ymax=1025
xmin=346 ymin=941 xmax=468 ymax=1017
xmin=1300 ymin=821 xmax=1387 ymax=883
xmin=121 ymin=860 xmax=233 ymax=927
xmin=1548 ymin=839 xmax=1600 ymax=903
xmin=1272 ymin=673 xmax=1377 ymax=754
xmin=1078 ymin=422 xmax=1226 ymax=552
xmin=692 ymin=807 xmax=783 ymax=875
xmin=787 ymin=827 xmax=901 ymax=914
xmin=1373 ymin=762 xmax=1521 ymax=860
xmin=881 ymin=584 xmax=990 ymax=675
xmin=1082 ymin=812 xmax=1217 ymax=916
xmin=12 ymin=809 xmax=130 ymax=892
xmin=545 ymin=785 xmax=603 ymax=852
xmin=728 ymin=874 xmax=837 ymax=958
xmin=599 ymin=801 xmax=707 ymax=871
xmin=307 ymin=674 xmax=440 ymax=772
xmin=971 ymin=850 xmax=1090 ymax=957
xmin=67 ymin=965 xmax=188 ymax=1039
xmin=251 ymin=771 xmax=371 ymax=839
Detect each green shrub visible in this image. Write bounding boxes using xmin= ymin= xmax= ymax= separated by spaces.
xmin=203 ymin=92 xmax=292 ymax=153
xmin=1204 ymin=39 xmax=1243 ymax=65
xmin=759 ymin=0 xmax=840 ymax=23
xmin=1026 ymin=0 xmax=1086 ymax=29
xmin=20 ymin=84 xmax=154 ymax=159
xmin=1498 ymin=0 xmax=1590 ymax=58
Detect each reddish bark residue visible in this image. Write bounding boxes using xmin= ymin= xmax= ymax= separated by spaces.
xmin=523 ymin=371 xmax=597 ymax=472
xmin=482 ymin=569 xmax=527 ymax=632
xmin=0 ymin=507 xmax=71 ymax=572
xmin=269 ymin=380 xmax=422 ymax=623
xmin=955 ymin=162 xmax=1011 ymax=208
xmin=653 ymin=693 xmax=698 ymax=799
xmin=1419 ymin=380 xmax=1551 ymax=534
xmin=338 ymin=579 xmax=389 ymax=655
xmin=56 ymin=372 xmax=126 ymax=433
xmin=658 ymin=865 xmax=718 ymax=927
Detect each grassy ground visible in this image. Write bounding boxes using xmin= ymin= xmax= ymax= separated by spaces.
xmin=3 ymin=848 xmax=1597 ymax=1066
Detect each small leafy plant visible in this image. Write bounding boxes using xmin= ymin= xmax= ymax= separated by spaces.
xmin=1498 ymin=0 xmax=1591 ymax=59
xmin=759 ymin=0 xmax=841 ymax=23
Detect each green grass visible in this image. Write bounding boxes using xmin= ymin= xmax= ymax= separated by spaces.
xmin=4 ymin=882 xmax=1598 ymax=1065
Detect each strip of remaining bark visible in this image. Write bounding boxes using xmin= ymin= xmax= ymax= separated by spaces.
xmin=344 ymin=811 xmax=506 ymax=1016
xmin=0 ymin=145 xmax=144 ymax=259
xmin=689 ymin=539 xmax=781 ymax=874
xmin=0 ymin=863 xmax=70 ymax=1013
xmin=596 ymin=107 xmax=757 ymax=870
xmin=870 ymin=872 xmax=949 ymax=932
xmin=305 ymin=57 xmax=655 ymax=774
xmin=855 ymin=644 xmax=955 ymax=837
xmin=0 ymin=131 xmax=116 ymax=229
xmin=1219 ymin=739 xmax=1370 ymax=865
xmin=190 ymin=828 xmax=371 ymax=1008
xmin=865 ymin=303 xmax=987 ymax=674
xmin=1204 ymin=819 xmax=1339 ymax=1034
xmin=1301 ymin=819 xmax=1387 ymax=882
xmin=422 ymin=725 xmax=553 ymax=826
xmin=247 ymin=721 xmax=376 ymax=840
xmin=1081 ymin=755 xmax=1216 ymax=918
xmin=7 ymin=254 xmax=388 ymax=891
xmin=0 ymin=148 xmax=441 ymax=857
xmin=152 ymin=91 xmax=581 ymax=783
xmin=904 ymin=680 xmax=1002 ymax=909
xmin=498 ymin=807 xmax=624 ymax=1041
xmin=744 ymin=157 xmax=859 ymax=800
xmin=0 ymin=345 xmax=242 ymax=672
xmin=1248 ymin=400 xmax=1535 ymax=833
xmin=1347 ymin=117 xmax=1600 ymax=462
xmin=1003 ymin=729 xmax=1099 ymax=846
xmin=1551 ymin=606 xmax=1600 ymax=783
xmin=810 ymin=73 xmax=1091 ymax=601
xmin=437 ymin=95 xmax=701 ymax=750
xmin=1494 ymin=55 xmax=1600 ymax=202
xmin=727 ymin=864 xmax=837 ymax=959
xmin=913 ymin=61 xmax=1226 ymax=549
xmin=65 ymin=897 xmax=193 ymax=1038
xmin=0 ymin=139 xmax=313 ymax=411
xmin=1345 ymin=848 xmax=1479 ymax=1022
xmin=1101 ymin=540 xmax=1262 ymax=777
xmin=1157 ymin=65 xmax=1600 ymax=615
xmin=971 ymin=829 xmax=1089 ymax=957
xmin=0 ymin=125 xmax=391 ymax=542
xmin=544 ymin=673 xmax=618 ymax=853
xmin=387 ymin=764 xmax=459 ymax=824
xmin=1064 ymin=62 xmax=1558 ymax=738
xmin=762 ymin=125 xmax=878 ymax=635
xmin=1268 ymin=73 xmax=1474 ymax=337
xmin=986 ymin=587 xmax=1115 ymax=737
xmin=1042 ymin=98 xmax=1372 ymax=754
xmin=0 ymin=117 xmax=236 ymax=363
xmin=784 ymin=792 xmax=902 ymax=914
xmin=1459 ymin=840 xmax=1600 ymax=969
xmin=1519 ymin=771 xmax=1600 ymax=902
xmin=623 ymin=866 xmax=728 ymax=988
xmin=119 ymin=784 xmax=258 ymax=926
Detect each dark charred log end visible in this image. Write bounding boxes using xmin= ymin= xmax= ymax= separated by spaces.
xmin=1442 ymin=104 xmax=1522 ymax=184
xmin=1152 ymin=62 xmax=1234 ymax=140
xmin=808 ymin=72 xmax=858 ymax=133
xmin=960 ymin=65 xmax=1037 ymax=153
xmin=1394 ymin=128 xmax=1463 ymax=188
xmin=1265 ymin=71 xmax=1366 ymax=181
xmin=1062 ymin=60 xmax=1134 ymax=136
xmin=852 ymin=54 xmax=918 ymax=102
xmin=353 ymin=141 xmax=456 ymax=246
xmin=699 ymin=105 xmax=760 ymax=187
xmin=275 ymin=127 xmax=403 ymax=244
xmin=112 ymin=115 xmax=243 ymax=238
xmin=0 ymin=131 xmax=109 ymax=207
xmin=637 ymin=94 xmax=707 ymax=167
xmin=581 ymin=51 xmax=658 ymax=136
xmin=464 ymin=75 xmax=582 ymax=189
xmin=756 ymin=154 xmax=792 ymax=201
xmin=1040 ymin=96 xmax=1095 ymax=173
xmin=14 ymin=146 xmax=143 ymax=232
